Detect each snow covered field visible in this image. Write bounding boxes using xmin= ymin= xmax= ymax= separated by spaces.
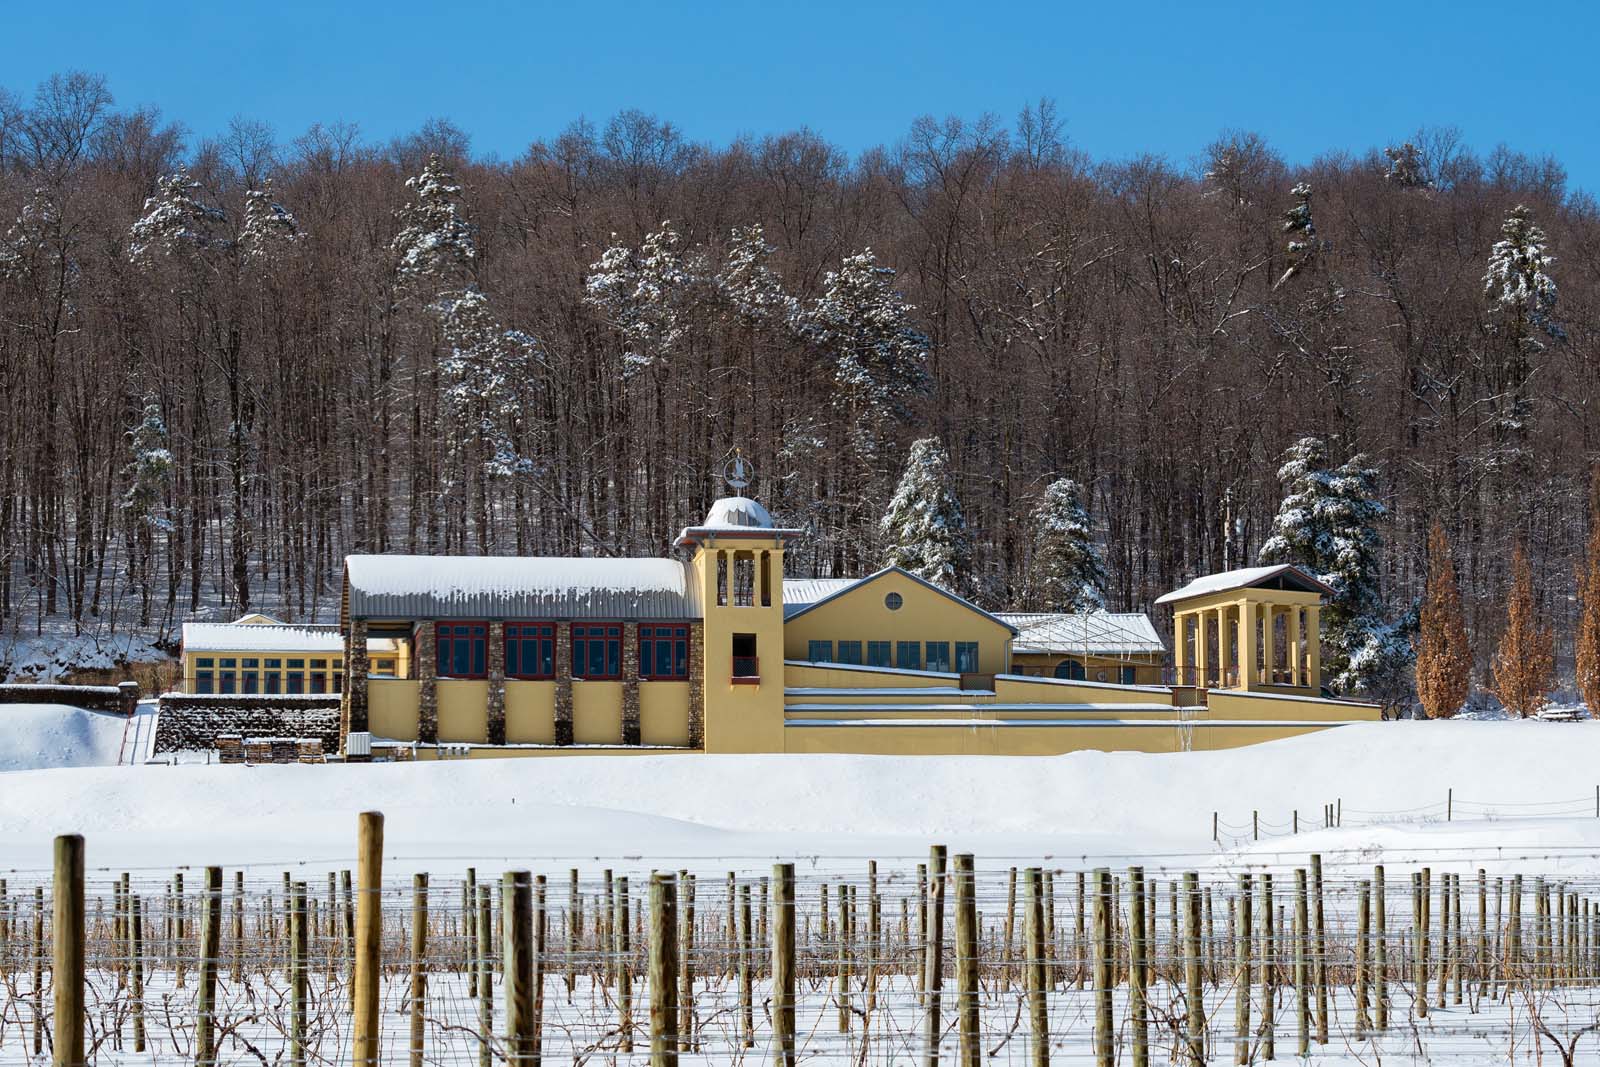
xmin=0 ymin=720 xmax=1597 ymax=877
xmin=0 ymin=703 xmax=131 ymax=772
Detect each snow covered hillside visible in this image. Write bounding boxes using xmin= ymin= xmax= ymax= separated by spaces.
xmin=0 ymin=721 xmax=1597 ymax=876
xmin=0 ymin=703 xmax=130 ymax=771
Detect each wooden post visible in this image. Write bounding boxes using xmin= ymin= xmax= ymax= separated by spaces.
xmin=1074 ymin=870 xmax=1086 ymax=990
xmin=1375 ymin=865 xmax=1389 ymax=1032
xmin=504 ymin=871 xmax=535 ymax=1066
xmin=567 ymin=869 xmax=579 ymax=997
xmin=466 ymin=867 xmax=480 ymax=997
xmin=953 ymin=854 xmax=979 ymax=1067
xmin=1093 ymin=868 xmax=1113 ymax=1067
xmin=291 ymin=880 xmax=308 ymax=1067
xmin=1295 ymin=868 xmax=1309 ymax=1059
xmin=677 ymin=872 xmax=693 ymax=1052
xmin=1024 ymin=868 xmax=1049 ymax=1067
xmin=53 ymin=835 xmax=85 ymax=1067
xmin=477 ymin=884 xmax=493 ymax=1067
xmin=1002 ymin=866 xmax=1017 ymax=987
xmin=772 ymin=863 xmax=796 ymax=1067
xmin=32 ymin=884 xmax=45 ymax=1057
xmin=649 ymin=873 xmax=680 ymax=1067
xmin=617 ymin=876 xmax=634 ymax=1053
xmin=130 ymin=893 xmax=146 ymax=1053
xmin=352 ymin=811 xmax=384 ymax=1067
xmin=1447 ymin=788 xmax=1452 ymax=822
xmin=409 ymin=874 xmax=427 ymax=1067
xmin=173 ymin=872 xmax=186 ymax=989
xmin=196 ymin=867 xmax=222 ymax=1067
xmin=738 ymin=882 xmax=754 ymax=1049
xmin=836 ymin=880 xmax=852 ymax=1032
xmin=1259 ymin=873 xmax=1274 ymax=1061
xmin=1355 ymin=880 xmax=1370 ymax=1039
xmin=1234 ymin=874 xmax=1252 ymax=1066
xmin=1184 ymin=871 xmax=1204 ymax=1066
xmin=231 ymin=870 xmax=244 ymax=983
xmin=1311 ymin=854 xmax=1327 ymax=1044
xmin=1128 ymin=867 xmax=1149 ymax=1067
xmin=867 ymin=860 xmax=881 ymax=1012
xmin=924 ymin=845 xmax=947 ymax=1067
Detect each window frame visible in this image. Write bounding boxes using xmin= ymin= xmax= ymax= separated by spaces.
xmin=807 ymin=639 xmax=834 ymax=664
xmin=867 ymin=641 xmax=892 ymax=668
xmin=505 ymin=622 xmax=557 ymax=681
xmin=837 ymin=640 xmax=863 ymax=665
xmin=639 ymin=623 xmax=690 ymax=681
xmin=925 ymin=641 xmax=952 ymax=673
xmin=895 ymin=641 xmax=921 ymax=670
xmin=955 ymin=641 xmax=980 ymax=673
xmin=572 ymin=623 xmax=623 ymax=680
xmin=435 ymin=622 xmax=489 ymax=680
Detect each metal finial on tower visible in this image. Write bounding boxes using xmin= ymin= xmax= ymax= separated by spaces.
xmin=723 ymin=447 xmax=752 ymax=496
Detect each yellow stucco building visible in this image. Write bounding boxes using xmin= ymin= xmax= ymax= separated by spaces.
xmin=321 ymin=487 xmax=1380 ymax=759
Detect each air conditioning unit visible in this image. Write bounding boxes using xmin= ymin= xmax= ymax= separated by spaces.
xmin=346 ymin=731 xmax=372 ymax=757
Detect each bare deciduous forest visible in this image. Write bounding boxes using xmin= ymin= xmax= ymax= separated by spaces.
xmin=1 ymin=72 xmax=1595 ymax=680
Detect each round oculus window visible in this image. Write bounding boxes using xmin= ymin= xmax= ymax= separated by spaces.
xmin=885 ymin=592 xmax=904 ymax=610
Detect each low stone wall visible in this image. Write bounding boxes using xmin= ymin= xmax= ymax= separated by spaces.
xmin=0 ymin=681 xmax=139 ymax=715
xmin=154 ymin=693 xmax=341 ymax=754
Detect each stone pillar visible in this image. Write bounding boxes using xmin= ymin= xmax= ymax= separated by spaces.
xmin=554 ymin=624 xmax=574 ymax=746
xmin=1306 ymin=606 xmax=1322 ymax=690
xmin=687 ymin=623 xmax=705 ymax=749
xmin=487 ymin=621 xmax=507 ymax=746
xmin=622 ymin=622 xmax=641 ymax=746
xmin=1288 ymin=608 xmax=1303 ymax=689
xmin=1262 ymin=605 xmax=1276 ymax=687
xmin=417 ymin=622 xmax=438 ymax=743
xmin=1238 ymin=600 xmax=1257 ymax=691
xmin=344 ymin=618 xmax=370 ymax=735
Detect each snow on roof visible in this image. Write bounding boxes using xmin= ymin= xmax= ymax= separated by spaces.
xmin=676 ymin=495 xmax=805 ymax=546
xmin=1153 ymin=564 xmax=1331 ymax=605
xmin=181 ymin=622 xmax=344 ymax=654
xmin=781 ymin=577 xmax=862 ymax=618
xmin=781 ymin=567 xmax=1018 ymax=634
xmin=997 ymin=612 xmax=1166 ymax=656
xmin=344 ymin=555 xmax=701 ymax=621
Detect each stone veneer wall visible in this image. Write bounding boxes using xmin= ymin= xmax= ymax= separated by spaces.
xmin=155 ymin=694 xmax=341 ymax=753
xmin=554 ymin=624 xmax=573 ymax=745
xmin=0 ymin=682 xmax=139 ymax=716
xmin=486 ymin=621 xmax=507 ymax=745
xmin=687 ymin=624 xmax=705 ymax=748
xmin=621 ymin=622 xmax=641 ymax=746
xmin=342 ymin=618 xmax=369 ymax=736
xmin=417 ymin=623 xmax=438 ymax=742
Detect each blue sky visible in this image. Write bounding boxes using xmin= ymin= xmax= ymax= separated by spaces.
xmin=8 ymin=0 xmax=1596 ymax=193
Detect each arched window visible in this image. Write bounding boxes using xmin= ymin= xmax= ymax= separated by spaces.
xmin=1053 ymin=659 xmax=1086 ymax=681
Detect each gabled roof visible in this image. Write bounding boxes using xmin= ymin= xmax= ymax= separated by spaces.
xmin=182 ymin=621 xmax=343 ymax=654
xmin=1154 ymin=564 xmax=1333 ymax=606
xmin=997 ymin=612 xmax=1166 ymax=656
xmin=344 ymin=555 xmax=701 ymax=621
xmin=781 ymin=577 xmax=863 ymax=618
xmin=782 ymin=566 xmax=1017 ymax=634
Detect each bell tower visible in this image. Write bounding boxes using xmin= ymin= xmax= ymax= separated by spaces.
xmin=677 ymin=451 xmax=802 ymax=753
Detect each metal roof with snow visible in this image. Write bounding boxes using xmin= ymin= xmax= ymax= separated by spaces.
xmin=780 ymin=577 xmax=863 ymax=618
xmin=781 ymin=566 xmax=1018 ymax=634
xmin=343 ymin=555 xmax=702 ymax=622
xmin=675 ymin=495 xmax=805 ymax=547
xmin=1153 ymin=564 xmax=1332 ymax=605
xmin=181 ymin=621 xmax=344 ymax=654
xmin=997 ymin=612 xmax=1166 ymax=656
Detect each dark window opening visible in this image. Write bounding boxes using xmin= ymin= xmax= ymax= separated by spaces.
xmin=838 ymin=641 xmax=863 ymax=665
xmin=867 ymin=641 xmax=892 ymax=667
xmin=896 ymin=641 xmax=921 ymax=670
xmin=573 ymin=624 xmax=622 ymax=680
xmin=732 ymin=633 xmax=759 ymax=680
xmin=506 ymin=623 xmax=556 ymax=680
xmin=640 ymin=624 xmax=690 ymax=680
xmin=807 ymin=640 xmax=833 ymax=663
xmin=956 ymin=642 xmax=980 ymax=673
xmin=436 ymin=623 xmax=488 ymax=679
xmin=925 ymin=641 xmax=952 ymax=673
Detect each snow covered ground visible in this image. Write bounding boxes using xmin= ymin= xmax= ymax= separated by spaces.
xmin=0 ymin=720 xmax=1597 ymax=878
xmin=0 ymin=702 xmax=133 ymax=772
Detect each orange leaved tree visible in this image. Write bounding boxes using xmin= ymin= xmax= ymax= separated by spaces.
xmin=1415 ymin=520 xmax=1472 ymax=719
xmin=1491 ymin=542 xmax=1554 ymax=718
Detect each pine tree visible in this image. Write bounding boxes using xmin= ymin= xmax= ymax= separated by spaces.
xmin=1382 ymin=142 xmax=1428 ymax=189
xmin=239 ymin=178 xmax=303 ymax=264
xmin=1273 ymin=181 xmax=1318 ymax=289
xmin=127 ymin=167 xmax=225 ymax=267
xmin=1259 ymin=436 xmax=1394 ymax=689
xmin=391 ymin=154 xmax=476 ymax=295
xmin=120 ymin=400 xmax=173 ymax=627
xmin=1414 ymin=521 xmax=1472 ymax=719
xmin=1027 ymin=478 xmax=1107 ymax=612
xmin=881 ymin=438 xmax=970 ymax=592
xmin=1484 ymin=205 xmax=1561 ymax=338
xmin=1491 ymin=543 xmax=1554 ymax=718
xmin=715 ymin=224 xmax=797 ymax=327
xmin=583 ymin=221 xmax=706 ymax=375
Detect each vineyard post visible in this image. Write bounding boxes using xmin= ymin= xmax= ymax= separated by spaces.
xmin=130 ymin=893 xmax=146 ymax=1053
xmin=1375 ymin=865 xmax=1388 ymax=1031
xmin=1259 ymin=873 xmax=1274 ymax=1061
xmin=924 ymin=844 xmax=947 ymax=1067
xmin=772 ymin=862 xmax=796 ymax=1067
xmin=476 ymin=884 xmax=493 ymax=1067
xmin=1184 ymin=871 xmax=1204 ymax=1066
xmin=1311 ymin=854 xmax=1327 ymax=1044
xmin=1093 ymin=868 xmax=1113 ymax=1067
xmin=352 ymin=812 xmax=383 ymax=1067
xmin=618 ymin=876 xmax=634 ymax=1053
xmin=409 ymin=874 xmax=427 ymax=1067
xmin=292 ymin=880 xmax=308 ymax=1067
xmin=649 ymin=872 xmax=679 ymax=1067
xmin=1233 ymin=873 xmax=1252 ymax=1066
xmin=1024 ymin=868 xmax=1048 ymax=1067
xmin=738 ymin=882 xmax=754 ymax=1048
xmin=1355 ymin=880 xmax=1370 ymax=1038
xmin=53 ymin=834 xmax=85 ymax=1067
xmin=954 ymin=853 xmax=979 ymax=1067
xmin=1128 ymin=867 xmax=1148 ymax=1067
xmin=503 ymin=870 xmax=535 ymax=1066
xmin=1294 ymin=868 xmax=1309 ymax=1058
xmin=566 ymin=869 xmax=579 ymax=996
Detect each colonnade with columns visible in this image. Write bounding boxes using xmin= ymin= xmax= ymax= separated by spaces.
xmin=1170 ymin=598 xmax=1321 ymax=692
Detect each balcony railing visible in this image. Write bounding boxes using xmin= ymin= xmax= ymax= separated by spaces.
xmin=731 ymin=656 xmax=760 ymax=684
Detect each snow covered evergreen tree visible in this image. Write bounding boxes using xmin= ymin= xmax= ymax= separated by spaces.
xmin=881 ymin=438 xmax=971 ymax=593
xmin=716 ymin=224 xmax=797 ymax=327
xmin=127 ymin=167 xmax=225 ymax=267
xmin=1484 ymin=204 xmax=1561 ymax=340
xmin=584 ymin=221 xmax=707 ymax=375
xmin=1027 ymin=478 xmax=1107 ymax=612
xmin=1383 ymin=142 xmax=1428 ymax=189
xmin=1273 ymin=181 xmax=1318 ymax=289
xmin=391 ymin=155 xmax=476 ymax=294
xmin=804 ymin=250 xmax=930 ymax=459
xmin=120 ymin=400 xmax=173 ymax=626
xmin=239 ymin=179 xmax=303 ymax=264
xmin=435 ymin=287 xmax=542 ymax=477
xmin=1259 ymin=436 xmax=1406 ymax=692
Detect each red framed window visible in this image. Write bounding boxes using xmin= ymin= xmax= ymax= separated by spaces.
xmin=572 ymin=623 xmax=622 ymax=679
xmin=640 ymin=624 xmax=690 ymax=680
xmin=506 ymin=623 xmax=555 ymax=679
xmin=436 ymin=622 xmax=488 ymax=678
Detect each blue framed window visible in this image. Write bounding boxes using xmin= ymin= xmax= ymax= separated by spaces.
xmin=896 ymin=641 xmax=921 ymax=670
xmin=868 ymin=641 xmax=892 ymax=667
xmin=956 ymin=642 xmax=979 ymax=673
xmin=507 ymin=623 xmax=556 ymax=679
xmin=925 ymin=642 xmax=952 ymax=673
xmin=286 ymin=658 xmax=306 ymax=693
xmin=573 ymin=624 xmax=622 ymax=679
xmin=263 ymin=659 xmax=282 ymax=694
xmin=838 ymin=641 xmax=863 ymax=665
xmin=436 ymin=623 xmax=488 ymax=679
xmin=640 ymin=624 xmax=689 ymax=679
xmin=1054 ymin=659 xmax=1085 ymax=681
xmin=808 ymin=640 xmax=834 ymax=663
xmin=194 ymin=659 xmax=214 ymax=694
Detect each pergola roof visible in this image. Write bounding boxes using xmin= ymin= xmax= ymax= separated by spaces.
xmin=1154 ymin=564 xmax=1332 ymax=606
